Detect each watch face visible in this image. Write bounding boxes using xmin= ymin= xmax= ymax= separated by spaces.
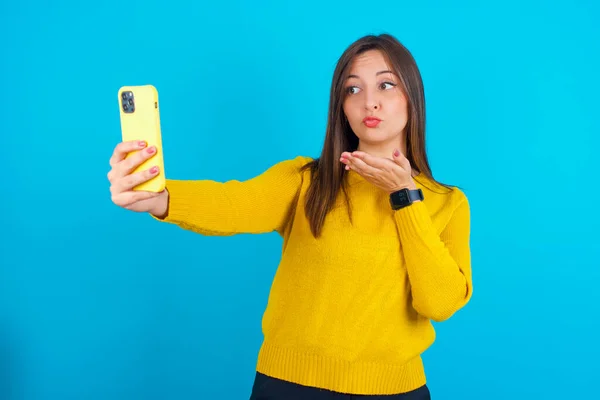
xmin=395 ymin=190 xmax=408 ymax=203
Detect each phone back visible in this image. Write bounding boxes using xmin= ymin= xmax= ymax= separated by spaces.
xmin=118 ymin=85 xmax=165 ymax=192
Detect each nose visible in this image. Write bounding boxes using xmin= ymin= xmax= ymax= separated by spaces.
xmin=364 ymin=91 xmax=380 ymax=111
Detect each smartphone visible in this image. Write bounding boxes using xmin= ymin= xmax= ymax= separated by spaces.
xmin=117 ymin=84 xmax=165 ymax=192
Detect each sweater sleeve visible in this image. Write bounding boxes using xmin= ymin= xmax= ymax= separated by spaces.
xmin=394 ymin=190 xmax=473 ymax=322
xmin=151 ymin=156 xmax=310 ymax=236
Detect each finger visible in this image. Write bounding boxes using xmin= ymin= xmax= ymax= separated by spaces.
xmin=351 ymin=151 xmax=394 ymax=170
xmin=109 ymin=140 xmax=147 ymax=168
xmin=348 ymin=156 xmax=380 ymax=177
xmin=392 ymin=149 xmax=411 ymax=170
xmin=117 ymin=145 xmax=158 ymax=176
xmin=340 ymin=153 xmax=351 ymax=166
xmin=111 ymin=190 xmax=162 ymax=209
xmin=114 ymin=165 xmax=160 ymax=192
xmin=340 ymin=152 xmax=354 ymax=170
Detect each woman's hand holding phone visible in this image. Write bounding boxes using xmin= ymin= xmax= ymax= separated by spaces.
xmin=107 ymin=140 xmax=169 ymax=218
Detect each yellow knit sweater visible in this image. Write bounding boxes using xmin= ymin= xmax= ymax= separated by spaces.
xmin=153 ymin=155 xmax=473 ymax=395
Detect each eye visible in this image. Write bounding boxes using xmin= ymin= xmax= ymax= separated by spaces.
xmin=346 ymin=86 xmax=361 ymax=95
xmin=380 ymin=81 xmax=396 ymax=90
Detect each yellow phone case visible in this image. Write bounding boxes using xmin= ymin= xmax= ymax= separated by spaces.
xmin=117 ymin=84 xmax=166 ymax=192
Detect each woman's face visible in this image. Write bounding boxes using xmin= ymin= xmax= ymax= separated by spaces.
xmin=342 ymin=49 xmax=409 ymax=147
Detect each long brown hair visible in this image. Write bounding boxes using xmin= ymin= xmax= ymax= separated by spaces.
xmin=302 ymin=33 xmax=454 ymax=238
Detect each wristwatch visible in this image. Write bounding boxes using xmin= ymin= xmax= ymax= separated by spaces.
xmin=389 ymin=188 xmax=424 ymax=210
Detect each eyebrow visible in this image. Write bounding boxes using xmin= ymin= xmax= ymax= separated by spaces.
xmin=347 ymin=70 xmax=396 ymax=79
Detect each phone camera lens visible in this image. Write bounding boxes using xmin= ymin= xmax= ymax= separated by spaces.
xmin=128 ymin=99 xmax=133 ymax=105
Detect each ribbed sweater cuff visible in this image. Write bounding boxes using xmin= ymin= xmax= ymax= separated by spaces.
xmin=393 ymin=201 xmax=432 ymax=237
xmin=149 ymin=180 xmax=234 ymax=235
xmin=256 ymin=342 xmax=426 ymax=395
xmin=150 ymin=180 xmax=196 ymax=224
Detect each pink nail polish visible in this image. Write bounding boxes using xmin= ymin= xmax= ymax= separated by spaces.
xmin=139 ymin=141 xmax=147 ymax=147
xmin=393 ymin=149 xmax=400 ymax=157
xmin=150 ymin=166 xmax=158 ymax=174
xmin=147 ymin=147 xmax=155 ymax=154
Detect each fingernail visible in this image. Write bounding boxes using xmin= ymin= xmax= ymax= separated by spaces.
xmin=147 ymin=146 xmax=155 ymax=154
xmin=139 ymin=141 xmax=147 ymax=147
xmin=150 ymin=166 xmax=159 ymax=174
xmin=393 ymin=149 xmax=400 ymax=157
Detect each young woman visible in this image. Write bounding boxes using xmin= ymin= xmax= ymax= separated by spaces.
xmin=108 ymin=33 xmax=473 ymax=400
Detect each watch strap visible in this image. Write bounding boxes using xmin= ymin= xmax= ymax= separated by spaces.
xmin=390 ymin=188 xmax=424 ymax=210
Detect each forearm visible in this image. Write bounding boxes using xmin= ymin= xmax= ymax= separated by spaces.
xmin=150 ymin=179 xmax=240 ymax=236
xmin=150 ymin=157 xmax=309 ymax=236
xmin=394 ymin=200 xmax=472 ymax=322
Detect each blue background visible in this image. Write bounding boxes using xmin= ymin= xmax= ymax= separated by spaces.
xmin=1 ymin=0 xmax=599 ymax=399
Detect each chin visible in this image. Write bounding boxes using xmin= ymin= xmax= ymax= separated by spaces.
xmin=355 ymin=129 xmax=397 ymax=144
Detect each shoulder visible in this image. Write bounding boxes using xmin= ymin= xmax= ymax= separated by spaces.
xmin=268 ymin=155 xmax=315 ymax=177
xmin=445 ymin=185 xmax=469 ymax=207
xmin=293 ymin=155 xmax=315 ymax=166
xmin=271 ymin=155 xmax=314 ymax=168
xmin=252 ymin=155 xmax=314 ymax=184
xmin=417 ymin=174 xmax=470 ymax=213
xmin=261 ymin=155 xmax=313 ymax=171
